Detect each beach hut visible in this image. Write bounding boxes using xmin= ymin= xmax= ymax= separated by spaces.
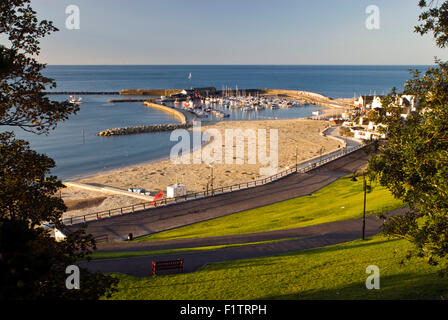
xmin=167 ymin=184 xmax=187 ymax=198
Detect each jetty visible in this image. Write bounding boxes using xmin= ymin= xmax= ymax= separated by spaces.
xmin=108 ymin=98 xmax=154 ymax=103
xmin=44 ymin=91 xmax=120 ymax=95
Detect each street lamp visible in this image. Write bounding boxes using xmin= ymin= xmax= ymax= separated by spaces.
xmin=206 ymin=161 xmax=215 ymax=196
xmin=351 ymin=171 xmax=367 ymax=240
xmin=361 ymin=172 xmax=367 ymax=240
xmin=289 ymin=138 xmax=298 ymax=172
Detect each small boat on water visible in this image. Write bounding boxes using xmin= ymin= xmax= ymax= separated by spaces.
xmin=69 ymin=96 xmax=82 ymax=105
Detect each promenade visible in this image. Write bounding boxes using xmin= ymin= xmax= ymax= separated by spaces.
xmin=68 ymin=145 xmax=369 ymax=242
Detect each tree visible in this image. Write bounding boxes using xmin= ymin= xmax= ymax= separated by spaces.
xmin=416 ymin=0 xmax=448 ymax=48
xmin=0 ymin=0 xmax=117 ymax=298
xmin=0 ymin=0 xmax=79 ymax=134
xmin=368 ymin=1 xmax=448 ymax=275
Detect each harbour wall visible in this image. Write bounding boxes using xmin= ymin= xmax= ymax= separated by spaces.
xmin=120 ymin=89 xmax=182 ymax=96
xmin=97 ymin=102 xmax=195 ymax=137
xmin=143 ymin=101 xmax=188 ymax=124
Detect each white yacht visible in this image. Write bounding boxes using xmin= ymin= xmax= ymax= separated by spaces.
xmin=69 ymin=96 xmax=82 ymax=105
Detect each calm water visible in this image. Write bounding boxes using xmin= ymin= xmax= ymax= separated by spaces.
xmin=8 ymin=65 xmax=430 ymax=179
xmin=44 ymin=65 xmax=430 ymax=98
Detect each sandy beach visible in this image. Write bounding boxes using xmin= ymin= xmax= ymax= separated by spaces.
xmin=62 ymin=117 xmax=343 ymax=218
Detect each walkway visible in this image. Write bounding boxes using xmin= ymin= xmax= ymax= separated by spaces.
xmin=78 ymin=208 xmax=406 ymax=277
xmin=68 ymin=146 xmax=369 ymax=242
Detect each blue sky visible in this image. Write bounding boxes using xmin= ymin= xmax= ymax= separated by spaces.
xmin=26 ymin=0 xmax=448 ymax=65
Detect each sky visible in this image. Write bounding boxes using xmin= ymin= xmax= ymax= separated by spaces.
xmin=19 ymin=0 xmax=448 ymax=65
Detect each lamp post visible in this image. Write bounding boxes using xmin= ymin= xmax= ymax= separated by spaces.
xmin=295 ymin=145 xmax=298 ymax=172
xmin=289 ymin=138 xmax=298 ymax=172
xmin=210 ymin=164 xmax=214 ymax=196
xmin=351 ymin=171 xmax=367 ymax=240
xmin=206 ymin=161 xmax=214 ymax=196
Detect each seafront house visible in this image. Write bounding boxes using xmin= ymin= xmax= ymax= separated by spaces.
xmin=347 ymin=94 xmax=420 ymax=140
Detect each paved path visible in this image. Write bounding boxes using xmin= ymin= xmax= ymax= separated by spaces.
xmin=64 ymin=182 xmax=154 ymax=201
xmin=68 ymin=147 xmax=369 ymax=242
xmin=78 ymin=208 xmax=406 ymax=277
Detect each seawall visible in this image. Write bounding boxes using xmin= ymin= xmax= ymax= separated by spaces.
xmin=97 ymin=102 xmax=196 ymax=136
xmin=120 ymin=89 xmax=182 ymax=96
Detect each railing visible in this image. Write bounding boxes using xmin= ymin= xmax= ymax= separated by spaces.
xmin=63 ymin=141 xmax=366 ymax=226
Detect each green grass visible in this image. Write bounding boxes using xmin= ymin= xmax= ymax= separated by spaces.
xmin=136 ymin=176 xmax=404 ymax=242
xmin=87 ymin=237 xmax=304 ymax=260
xmin=106 ymin=235 xmax=448 ymax=300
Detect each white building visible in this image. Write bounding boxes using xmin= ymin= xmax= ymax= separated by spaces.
xmin=41 ymin=222 xmax=68 ymax=242
xmin=351 ymin=127 xmax=386 ymax=140
xmin=354 ymin=96 xmax=364 ymax=108
xmin=399 ymin=95 xmax=419 ymax=111
xmin=167 ymin=184 xmax=187 ymax=198
xmin=371 ymin=96 xmax=382 ymax=109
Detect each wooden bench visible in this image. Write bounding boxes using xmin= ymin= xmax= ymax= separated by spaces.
xmin=152 ymin=259 xmax=184 ymax=276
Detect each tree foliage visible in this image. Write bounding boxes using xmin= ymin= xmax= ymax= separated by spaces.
xmin=0 ymin=133 xmax=118 ymax=299
xmin=368 ymin=1 xmax=448 ymax=275
xmin=0 ymin=132 xmax=65 ymax=227
xmin=416 ymin=0 xmax=448 ymax=48
xmin=0 ymin=218 xmax=117 ymax=300
xmin=0 ymin=0 xmax=79 ymax=134
xmin=0 ymin=0 xmax=117 ymax=299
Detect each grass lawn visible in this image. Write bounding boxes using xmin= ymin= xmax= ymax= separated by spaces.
xmin=106 ymin=235 xmax=448 ymax=300
xmin=136 ymin=176 xmax=404 ymax=242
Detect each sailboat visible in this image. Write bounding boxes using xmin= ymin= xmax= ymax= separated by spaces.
xmin=69 ymin=95 xmax=82 ymax=105
xmin=188 ymin=73 xmax=192 ymax=80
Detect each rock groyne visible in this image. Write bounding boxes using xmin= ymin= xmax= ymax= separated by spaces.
xmin=97 ymin=102 xmax=196 ymax=137
xmin=97 ymin=123 xmax=190 ymax=137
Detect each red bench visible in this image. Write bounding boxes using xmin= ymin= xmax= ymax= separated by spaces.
xmin=152 ymin=259 xmax=184 ymax=275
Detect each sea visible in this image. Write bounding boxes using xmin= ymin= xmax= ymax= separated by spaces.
xmin=6 ymin=65 xmax=430 ymax=180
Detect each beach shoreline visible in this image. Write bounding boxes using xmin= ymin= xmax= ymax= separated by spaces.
xmin=61 ymin=115 xmax=344 ymax=219
xmin=63 ymin=104 xmax=343 ymax=182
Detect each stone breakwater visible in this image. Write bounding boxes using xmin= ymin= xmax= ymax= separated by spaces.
xmin=97 ymin=123 xmax=191 ymax=136
xmin=96 ymin=102 xmax=195 ymax=136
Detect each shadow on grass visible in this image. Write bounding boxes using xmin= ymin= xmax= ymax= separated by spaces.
xmin=261 ymin=272 xmax=448 ymax=300
xmin=202 ymin=237 xmax=400 ymax=273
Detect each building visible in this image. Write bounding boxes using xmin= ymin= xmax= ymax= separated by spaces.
xmin=399 ymin=95 xmax=419 ymax=112
xmin=371 ymin=96 xmax=382 ymax=109
xmin=41 ymin=222 xmax=68 ymax=242
xmin=351 ymin=126 xmax=386 ymax=140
